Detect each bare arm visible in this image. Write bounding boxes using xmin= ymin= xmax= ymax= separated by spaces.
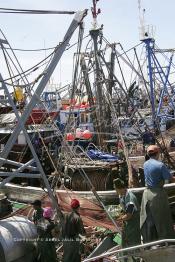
xmin=117 ymin=212 xmax=133 ymax=222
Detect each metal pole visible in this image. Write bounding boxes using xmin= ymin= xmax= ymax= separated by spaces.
xmin=0 ymin=159 xmax=36 ymax=186
xmin=78 ymin=169 xmax=121 ymax=233
xmin=150 ymin=51 xmax=175 ymax=113
xmin=107 ymin=43 xmax=116 ymax=133
xmin=83 ymin=239 xmax=175 ymax=261
xmin=156 ymin=55 xmax=173 ymax=117
xmin=0 ymin=157 xmax=37 ymax=171
xmin=0 ymin=173 xmax=41 ymax=178
xmin=90 ymin=28 xmax=104 ymax=146
xmin=143 ymin=38 xmax=156 ymax=123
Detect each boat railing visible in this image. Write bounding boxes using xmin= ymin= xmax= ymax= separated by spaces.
xmin=60 ymin=144 xmax=95 ymax=166
xmin=83 ymin=239 xmax=175 ymax=262
xmin=86 ymin=142 xmax=102 ymax=152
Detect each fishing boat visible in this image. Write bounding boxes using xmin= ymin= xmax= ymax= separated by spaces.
xmin=1 ymin=1 xmax=175 ymax=262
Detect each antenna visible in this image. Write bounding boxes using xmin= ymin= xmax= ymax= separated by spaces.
xmin=138 ymin=0 xmax=145 ymax=37
xmin=91 ymin=0 xmax=101 ymax=29
xmin=138 ymin=0 xmax=155 ymax=40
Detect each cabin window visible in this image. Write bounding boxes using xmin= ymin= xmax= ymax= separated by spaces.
xmin=68 ymin=113 xmax=79 ymax=125
xmin=80 ymin=113 xmax=89 ymax=123
xmin=85 ymin=114 xmax=89 ymax=123
xmin=80 ymin=113 xmax=85 ymax=123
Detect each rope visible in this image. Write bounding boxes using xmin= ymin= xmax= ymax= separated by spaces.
xmin=0 ymin=34 xmax=89 ymax=53
xmin=0 ymin=31 xmax=89 ymax=85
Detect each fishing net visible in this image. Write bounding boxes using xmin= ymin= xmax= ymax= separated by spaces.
xmin=55 ymin=191 xmax=120 ymax=231
xmin=11 ymin=190 xmax=121 ymax=232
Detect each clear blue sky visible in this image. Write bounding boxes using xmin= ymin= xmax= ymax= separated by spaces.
xmin=0 ymin=0 xmax=175 ymax=85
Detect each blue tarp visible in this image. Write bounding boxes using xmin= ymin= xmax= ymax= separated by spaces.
xmin=87 ymin=149 xmax=120 ymax=162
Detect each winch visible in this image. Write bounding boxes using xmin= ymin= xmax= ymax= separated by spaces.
xmin=0 ymin=215 xmax=37 ymax=262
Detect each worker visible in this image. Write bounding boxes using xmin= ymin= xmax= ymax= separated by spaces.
xmin=62 ymin=198 xmax=86 ymax=262
xmin=31 ymin=199 xmax=44 ymax=225
xmin=140 ymin=145 xmax=175 ymax=243
xmin=36 ymin=207 xmax=57 ymax=262
xmin=142 ymin=127 xmax=155 ymax=152
xmin=0 ymin=193 xmax=13 ymax=218
xmin=114 ymin=178 xmax=141 ymax=249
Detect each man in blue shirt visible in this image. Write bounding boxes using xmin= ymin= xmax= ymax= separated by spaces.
xmin=144 ymin=154 xmax=172 ymax=188
xmin=140 ymin=145 xmax=175 ymax=242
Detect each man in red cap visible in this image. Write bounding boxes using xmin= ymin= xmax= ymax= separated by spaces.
xmin=70 ymin=198 xmax=80 ymax=209
xmin=62 ymin=198 xmax=86 ymax=262
xmin=140 ymin=144 xmax=175 ymax=243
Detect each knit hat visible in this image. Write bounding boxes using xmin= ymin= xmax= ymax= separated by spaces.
xmin=31 ymin=199 xmax=42 ymax=206
xmin=113 ymin=178 xmax=126 ymax=189
xmin=71 ymin=198 xmax=80 ymax=209
xmin=43 ymin=207 xmax=53 ymax=219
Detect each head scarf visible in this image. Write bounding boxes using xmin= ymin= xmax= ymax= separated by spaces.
xmin=43 ymin=207 xmax=53 ymax=219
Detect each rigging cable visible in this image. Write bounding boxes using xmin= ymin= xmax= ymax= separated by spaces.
xmin=0 ymin=34 xmax=89 ymax=52
xmin=0 ymin=30 xmax=61 ymax=169
xmin=0 ymin=34 xmax=90 ymax=84
xmin=114 ymin=47 xmax=128 ymax=91
xmin=0 ymin=28 xmax=51 ymax=97
xmin=0 ymin=42 xmax=17 ymax=96
xmin=133 ymin=48 xmax=151 ymax=101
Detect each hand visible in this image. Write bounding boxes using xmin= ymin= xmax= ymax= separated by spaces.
xmin=85 ymin=226 xmax=94 ymax=235
xmin=116 ymin=215 xmax=123 ymax=221
xmin=91 ymin=186 xmax=96 ymax=193
xmin=117 ymin=220 xmax=124 ymax=228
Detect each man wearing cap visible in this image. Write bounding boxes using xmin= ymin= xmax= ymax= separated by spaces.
xmin=31 ymin=199 xmax=44 ymax=225
xmin=142 ymin=127 xmax=155 ymax=152
xmin=140 ymin=144 xmax=175 ymax=242
xmin=0 ymin=193 xmax=13 ymax=218
xmin=62 ymin=198 xmax=86 ymax=262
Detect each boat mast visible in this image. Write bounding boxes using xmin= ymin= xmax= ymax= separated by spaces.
xmin=138 ymin=0 xmax=156 ymax=126
xmin=80 ymin=55 xmax=100 ymax=137
xmin=144 ymin=38 xmax=156 ymax=125
xmin=107 ymin=43 xmax=116 ymax=133
xmin=90 ymin=0 xmax=104 ymax=146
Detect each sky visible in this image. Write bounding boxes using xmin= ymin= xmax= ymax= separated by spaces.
xmin=0 ymin=0 xmax=175 ymax=88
